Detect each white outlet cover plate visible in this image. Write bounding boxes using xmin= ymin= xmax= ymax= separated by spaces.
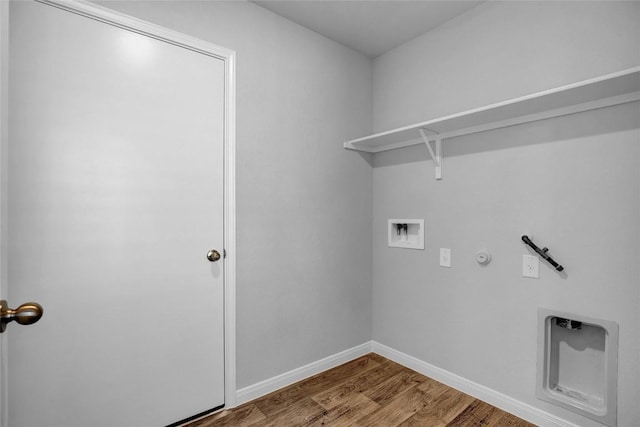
xmin=523 ymin=254 xmax=539 ymax=278
xmin=440 ymin=248 xmax=451 ymax=267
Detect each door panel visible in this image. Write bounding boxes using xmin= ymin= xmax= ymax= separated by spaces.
xmin=7 ymin=2 xmax=225 ymax=426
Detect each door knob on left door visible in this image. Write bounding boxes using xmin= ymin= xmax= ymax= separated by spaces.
xmin=0 ymin=300 xmax=44 ymax=333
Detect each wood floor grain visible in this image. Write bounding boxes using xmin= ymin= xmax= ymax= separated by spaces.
xmin=185 ymin=354 xmax=536 ymax=427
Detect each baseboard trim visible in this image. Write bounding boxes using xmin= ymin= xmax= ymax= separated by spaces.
xmin=235 ymin=340 xmax=578 ymax=427
xmin=371 ymin=341 xmax=580 ymax=427
xmin=235 ymin=341 xmax=373 ymax=405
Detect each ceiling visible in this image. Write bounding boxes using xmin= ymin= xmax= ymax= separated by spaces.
xmin=252 ymin=1 xmax=483 ymax=58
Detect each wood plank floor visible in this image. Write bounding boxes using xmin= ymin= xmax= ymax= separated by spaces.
xmin=186 ymin=354 xmax=536 ymax=427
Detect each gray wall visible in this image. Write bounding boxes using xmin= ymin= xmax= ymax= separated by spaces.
xmin=374 ymin=1 xmax=640 ymax=132
xmin=372 ymin=1 xmax=640 ymax=426
xmin=97 ymin=1 xmax=374 ymax=389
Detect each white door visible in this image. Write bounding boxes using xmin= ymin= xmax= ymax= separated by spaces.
xmin=4 ymin=1 xmax=226 ymax=426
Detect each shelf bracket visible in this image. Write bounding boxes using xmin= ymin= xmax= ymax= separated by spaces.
xmin=419 ymin=128 xmax=442 ymax=180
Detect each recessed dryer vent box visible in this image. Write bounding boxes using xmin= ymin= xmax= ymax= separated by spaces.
xmin=537 ymin=309 xmax=619 ymax=427
xmin=388 ymin=219 xmax=424 ymax=250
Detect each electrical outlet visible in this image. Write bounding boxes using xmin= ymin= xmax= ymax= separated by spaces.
xmin=522 ymin=254 xmax=539 ymax=278
xmin=440 ymin=248 xmax=451 ymax=268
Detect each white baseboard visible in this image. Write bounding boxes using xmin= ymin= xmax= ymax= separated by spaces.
xmin=235 ymin=340 xmax=578 ymax=427
xmin=235 ymin=341 xmax=373 ymax=405
xmin=371 ymin=341 xmax=580 ymax=427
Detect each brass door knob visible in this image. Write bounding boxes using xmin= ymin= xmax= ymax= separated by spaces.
xmin=0 ymin=300 xmax=44 ymax=333
xmin=207 ymin=249 xmax=221 ymax=262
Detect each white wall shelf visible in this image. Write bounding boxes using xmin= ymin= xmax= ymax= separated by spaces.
xmin=344 ymin=67 xmax=640 ymax=179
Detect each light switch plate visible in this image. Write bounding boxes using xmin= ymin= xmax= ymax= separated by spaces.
xmin=523 ymin=254 xmax=539 ymax=278
xmin=440 ymin=248 xmax=451 ymax=268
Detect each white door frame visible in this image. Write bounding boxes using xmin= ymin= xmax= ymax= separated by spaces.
xmin=0 ymin=1 xmax=9 ymax=425
xmin=0 ymin=0 xmax=237 ymax=422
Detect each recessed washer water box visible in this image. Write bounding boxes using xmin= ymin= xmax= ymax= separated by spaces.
xmin=537 ymin=309 xmax=618 ymax=426
xmin=388 ymin=219 xmax=424 ymax=250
